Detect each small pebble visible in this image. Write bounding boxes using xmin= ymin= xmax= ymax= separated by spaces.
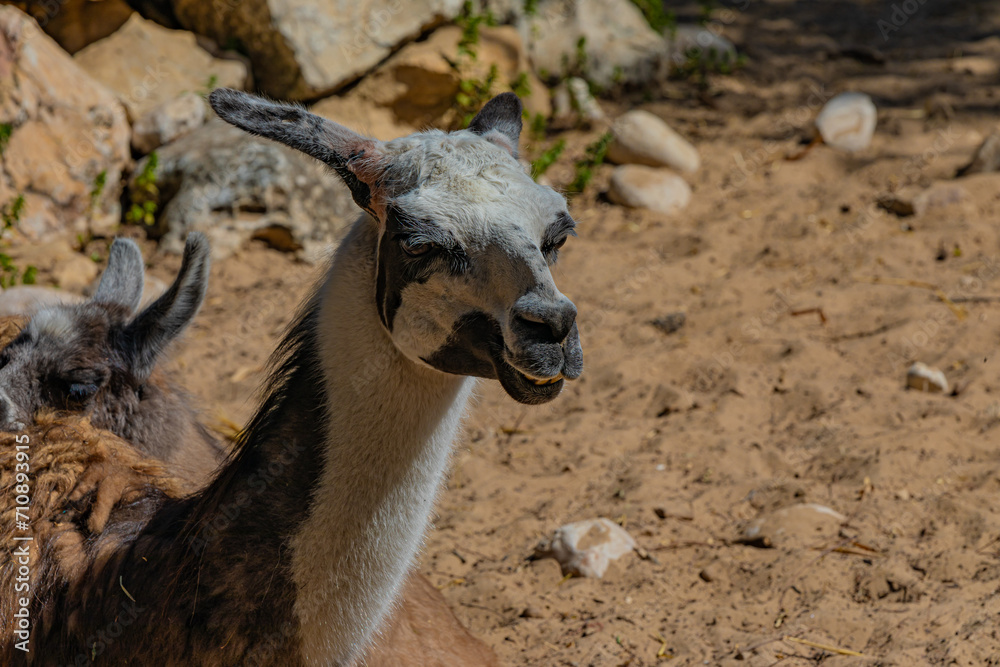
xmin=906 ymin=362 xmax=949 ymax=393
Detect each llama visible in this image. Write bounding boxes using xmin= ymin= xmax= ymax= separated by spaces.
xmin=1 ymin=89 xmax=582 ymax=665
xmin=0 ymin=234 xmax=224 ymax=484
xmin=0 ymin=241 xmax=498 ymax=665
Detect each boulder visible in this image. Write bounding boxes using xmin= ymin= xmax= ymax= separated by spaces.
xmin=541 ymin=518 xmax=636 ymax=578
xmin=0 ymin=6 xmax=130 ymax=243
xmin=310 ymin=97 xmax=415 ymax=142
xmin=607 ymin=110 xmax=700 ymax=174
xmin=74 ymin=14 xmax=246 ymax=122
xmin=518 ymin=0 xmax=666 ymax=88
xmin=815 ymin=92 xmax=877 ymax=153
xmin=608 ymin=165 xmax=692 ymax=215
xmin=171 ymin=0 xmax=465 ymax=100
xmin=12 ymin=0 xmax=132 ymax=54
xmin=129 ymin=120 xmax=358 ymax=262
xmin=132 ymin=92 xmax=208 ymax=154
xmin=350 ymin=24 xmax=549 ymax=129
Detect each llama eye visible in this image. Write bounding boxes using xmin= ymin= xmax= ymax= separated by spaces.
xmin=67 ymin=383 xmax=99 ymax=402
xmin=543 ymin=236 xmax=568 ymax=255
xmin=400 ymin=238 xmax=435 ymax=257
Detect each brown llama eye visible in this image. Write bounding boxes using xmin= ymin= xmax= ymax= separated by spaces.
xmin=400 ymin=238 xmax=434 ymax=257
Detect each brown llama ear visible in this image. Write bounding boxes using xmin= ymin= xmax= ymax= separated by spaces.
xmin=467 ymin=92 xmax=523 ymax=158
xmin=209 ymin=88 xmax=385 ymax=218
xmin=93 ymin=238 xmax=145 ymax=313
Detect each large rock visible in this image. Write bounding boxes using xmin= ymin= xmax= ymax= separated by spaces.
xmin=607 ymin=110 xmax=701 ymax=174
xmin=310 ymin=97 xmax=415 ymax=142
xmin=10 ymin=0 xmax=133 ymax=53
xmin=74 ymin=14 xmax=246 ymax=121
xmin=350 ymin=24 xmax=549 ymax=129
xmin=518 ymin=0 xmax=666 ymax=88
xmin=131 ymin=92 xmax=208 ymax=154
xmin=171 ymin=0 xmax=465 ymax=100
xmin=0 ymin=7 xmax=130 ymax=243
xmin=130 ymin=120 xmax=358 ymax=261
xmin=608 ymin=165 xmax=692 ymax=215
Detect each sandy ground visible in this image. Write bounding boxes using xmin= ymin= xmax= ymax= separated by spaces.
xmin=27 ymin=1 xmax=1000 ymax=664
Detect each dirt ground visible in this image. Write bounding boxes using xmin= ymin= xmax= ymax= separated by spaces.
xmin=75 ymin=2 xmax=1000 ymax=665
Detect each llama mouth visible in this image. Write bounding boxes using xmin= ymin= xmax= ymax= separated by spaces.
xmin=494 ymin=356 xmax=565 ymax=405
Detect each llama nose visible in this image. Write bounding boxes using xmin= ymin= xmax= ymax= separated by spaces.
xmin=511 ymin=294 xmax=577 ymax=344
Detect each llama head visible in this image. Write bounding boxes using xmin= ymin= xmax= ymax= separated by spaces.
xmin=210 ymin=89 xmax=582 ymax=404
xmin=0 ymin=234 xmax=210 ymax=430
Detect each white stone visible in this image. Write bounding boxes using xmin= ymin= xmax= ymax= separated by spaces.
xmin=608 ymin=165 xmax=692 ymax=215
xmin=815 ymin=92 xmax=877 ymax=152
xmin=132 ymin=93 xmax=208 ymax=155
xmin=567 ymin=77 xmax=604 ymax=122
xmin=607 ymin=110 xmax=701 ymax=174
xmin=907 ymin=362 xmax=949 ymax=393
xmin=548 ymin=518 xmax=636 ymax=578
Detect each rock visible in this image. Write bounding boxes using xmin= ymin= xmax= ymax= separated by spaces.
xmin=667 ymin=25 xmax=738 ymax=68
xmin=608 ymin=165 xmax=692 ymax=215
xmin=519 ymin=0 xmax=666 ymax=88
xmin=907 ymin=362 xmax=949 ymax=393
xmin=651 ymin=311 xmax=686 ymax=335
xmin=310 ymin=97 xmax=415 ymax=142
xmin=957 ymin=131 xmax=1000 ymax=177
xmin=132 ymin=92 xmax=208 ymax=154
xmin=54 ymin=254 xmax=100 ymax=292
xmin=738 ymin=503 xmax=846 ymax=549
xmin=14 ymin=0 xmax=132 ymax=54
xmin=543 ymin=518 xmax=636 ymax=578
xmin=607 ymin=110 xmax=700 ymax=174
xmin=0 ymin=7 xmax=130 ymax=243
xmin=815 ymin=92 xmax=877 ymax=152
xmin=130 ymin=120 xmax=357 ymax=262
xmin=350 ymin=25 xmax=549 ymax=129
xmin=74 ymin=14 xmax=246 ymax=122
xmin=878 ymin=182 xmax=969 ymax=218
xmin=0 ymin=285 xmax=82 ymax=317
xmin=172 ymin=0 xmax=464 ymax=100
xmin=567 ymin=77 xmax=604 ymax=123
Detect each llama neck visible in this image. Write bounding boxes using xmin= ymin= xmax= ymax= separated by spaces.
xmin=291 ymin=221 xmax=474 ymax=665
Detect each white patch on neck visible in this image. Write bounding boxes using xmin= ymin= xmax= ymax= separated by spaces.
xmin=289 ymin=229 xmax=476 ymax=666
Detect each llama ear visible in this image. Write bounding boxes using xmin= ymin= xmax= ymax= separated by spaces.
xmin=209 ymin=88 xmax=384 ymax=216
xmin=467 ymin=92 xmax=522 ymax=158
xmin=122 ymin=233 xmax=210 ymax=380
xmin=93 ymin=238 xmax=145 ymax=313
